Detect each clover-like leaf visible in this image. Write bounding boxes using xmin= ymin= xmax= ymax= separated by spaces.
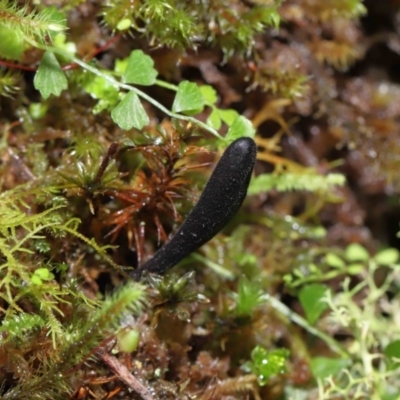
xmin=122 ymin=50 xmax=158 ymax=85
xmin=310 ymin=357 xmax=350 ymax=379
xmin=299 ymin=283 xmax=329 ymax=325
xmin=218 ymin=109 xmax=239 ymax=126
xmin=207 ymin=109 xmax=222 ymax=130
xmin=200 ymin=85 xmax=218 ymax=105
xmin=226 ymin=115 xmax=255 ymax=141
xmin=34 ymin=51 xmax=68 ymax=99
xmin=111 ymin=91 xmax=149 ymax=130
xmin=385 ymin=340 xmax=400 ymax=370
xmin=172 ymin=81 xmax=205 ymax=114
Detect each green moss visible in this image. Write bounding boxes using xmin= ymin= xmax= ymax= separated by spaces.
xmin=1 ymin=0 xmax=399 ymax=398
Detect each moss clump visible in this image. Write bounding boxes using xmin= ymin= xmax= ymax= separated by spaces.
xmin=1 ymin=0 xmax=400 ymax=399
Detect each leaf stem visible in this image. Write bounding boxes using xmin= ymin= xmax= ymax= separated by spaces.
xmin=155 ymin=79 xmax=178 ymax=91
xmin=47 ymin=46 xmax=224 ymax=140
xmin=191 ymin=253 xmax=235 ymax=279
xmin=267 ymin=294 xmax=350 ymax=358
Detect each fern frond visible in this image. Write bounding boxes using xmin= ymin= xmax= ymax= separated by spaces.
xmin=248 ymin=172 xmax=346 ymax=195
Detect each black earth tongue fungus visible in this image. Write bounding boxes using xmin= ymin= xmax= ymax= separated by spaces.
xmin=130 ymin=137 xmax=257 ymax=281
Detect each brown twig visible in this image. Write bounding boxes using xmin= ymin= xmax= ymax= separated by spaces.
xmin=100 ymin=352 xmax=156 ymax=400
xmin=0 ymin=60 xmax=36 ymax=71
xmin=94 ymin=142 xmax=119 ymax=185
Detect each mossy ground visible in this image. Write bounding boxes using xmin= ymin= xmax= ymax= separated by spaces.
xmin=1 ymin=1 xmax=400 ymax=399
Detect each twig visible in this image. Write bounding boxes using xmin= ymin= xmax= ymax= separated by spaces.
xmin=94 ymin=142 xmax=119 ymax=185
xmin=100 ymin=352 xmax=156 ymax=400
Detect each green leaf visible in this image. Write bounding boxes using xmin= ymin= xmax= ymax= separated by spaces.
xmin=53 ymin=33 xmax=76 ymax=55
xmin=345 ymin=243 xmax=369 ymax=262
xmin=207 ymin=109 xmax=222 ymax=130
xmin=384 ymin=340 xmax=400 ymax=370
xmin=249 ymin=346 xmax=290 ymax=386
xmin=34 ymin=267 xmax=54 ymax=281
xmin=381 ymin=393 xmax=400 ymax=400
xmin=234 ymin=276 xmax=265 ymax=317
xmin=218 ymin=109 xmax=239 ymax=126
xmin=172 ymin=81 xmax=205 ymax=114
xmin=31 ymin=275 xmax=43 ymax=286
xmin=41 ymin=6 xmax=67 ymax=40
xmin=226 ymin=115 xmax=255 ymax=141
xmin=299 ymin=284 xmax=329 ymax=324
xmin=117 ymin=18 xmax=132 ymax=31
xmin=325 ymin=253 xmax=345 ymax=268
xmin=117 ymin=328 xmax=140 ymax=353
xmin=200 ymin=85 xmax=218 ymax=105
xmin=115 ymin=58 xmax=128 ymax=76
xmin=310 ymin=357 xmax=350 ymax=379
xmin=111 ymin=91 xmax=149 ymax=130
xmin=83 ymin=75 xmax=120 ymax=114
xmin=374 ymin=248 xmax=399 ymax=266
xmin=0 ymin=25 xmax=24 ymax=60
xmin=123 ymin=50 xmax=158 ymax=85
xmin=347 ymin=264 xmax=364 ymax=275
xmin=29 ymin=103 xmax=48 ymax=119
xmin=34 ymin=51 xmax=68 ymax=99
xmin=384 ymin=340 xmax=400 ymax=360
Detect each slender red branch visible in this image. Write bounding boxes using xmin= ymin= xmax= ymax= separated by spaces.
xmin=94 ymin=142 xmax=119 ymax=185
xmin=85 ymin=34 xmax=122 ymax=61
xmin=62 ymin=34 xmax=122 ymax=71
xmin=0 ymin=60 xmax=36 ymax=71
